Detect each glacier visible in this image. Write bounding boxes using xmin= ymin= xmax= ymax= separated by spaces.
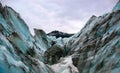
xmin=0 ymin=3 xmax=54 ymax=73
xmin=0 ymin=0 xmax=120 ymax=73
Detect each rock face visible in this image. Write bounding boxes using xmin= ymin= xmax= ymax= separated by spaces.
xmin=0 ymin=1 xmax=120 ymax=73
xmin=44 ymin=45 xmax=64 ymax=64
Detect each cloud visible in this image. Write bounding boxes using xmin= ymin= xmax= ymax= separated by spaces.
xmin=1 ymin=0 xmax=118 ymax=35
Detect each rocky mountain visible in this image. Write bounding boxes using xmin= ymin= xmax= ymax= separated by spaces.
xmin=47 ymin=30 xmax=73 ymax=38
xmin=0 ymin=0 xmax=120 ymax=73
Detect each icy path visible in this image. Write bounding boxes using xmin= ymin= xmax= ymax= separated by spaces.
xmin=49 ymin=56 xmax=79 ymax=73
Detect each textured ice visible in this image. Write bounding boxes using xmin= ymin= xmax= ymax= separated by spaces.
xmin=113 ymin=0 xmax=120 ymax=12
xmin=0 ymin=33 xmax=27 ymax=73
xmin=0 ymin=1 xmax=120 ymax=73
xmin=0 ymin=4 xmax=54 ymax=73
xmin=50 ymin=56 xmax=79 ymax=73
xmin=34 ymin=29 xmax=51 ymax=53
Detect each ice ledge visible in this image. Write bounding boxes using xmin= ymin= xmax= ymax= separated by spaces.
xmin=112 ymin=0 xmax=120 ymax=12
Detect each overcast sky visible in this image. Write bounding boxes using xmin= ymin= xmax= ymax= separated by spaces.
xmin=1 ymin=0 xmax=118 ymax=34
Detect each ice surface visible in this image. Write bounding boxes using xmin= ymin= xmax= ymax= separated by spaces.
xmin=50 ymin=56 xmax=79 ymax=73
xmin=113 ymin=0 xmax=120 ymax=12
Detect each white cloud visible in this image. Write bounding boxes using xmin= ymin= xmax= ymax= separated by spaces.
xmin=1 ymin=0 xmax=118 ymax=35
